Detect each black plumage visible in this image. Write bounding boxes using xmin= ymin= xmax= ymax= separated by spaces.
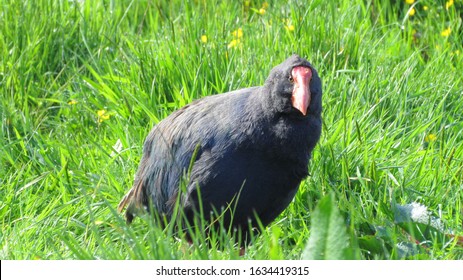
xmin=119 ymin=54 xmax=322 ymax=240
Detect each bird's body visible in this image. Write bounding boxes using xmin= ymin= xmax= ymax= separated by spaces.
xmin=119 ymin=55 xmax=322 ymax=240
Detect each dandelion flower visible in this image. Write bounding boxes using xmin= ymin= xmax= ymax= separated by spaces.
xmin=232 ymin=28 xmax=243 ymax=39
xmin=201 ymin=35 xmax=208 ymax=43
xmin=446 ymin=0 xmax=454 ymax=10
xmin=405 ymin=0 xmax=414 ymax=4
xmin=409 ymin=8 xmax=416 ymax=16
xmin=424 ymin=134 xmax=437 ymax=143
xmin=423 ymin=6 xmax=428 ymax=11
xmin=441 ymin=27 xmax=451 ymax=37
xmin=285 ymin=24 xmax=295 ymax=32
xmin=97 ymin=109 xmax=110 ymax=123
xmin=68 ymin=99 xmax=78 ymax=105
xmin=228 ymin=39 xmax=241 ymax=49
xmin=262 ymin=2 xmax=269 ymax=9
xmin=258 ymin=8 xmax=266 ymax=15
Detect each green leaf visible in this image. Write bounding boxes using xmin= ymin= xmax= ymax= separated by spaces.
xmin=302 ymin=193 xmax=353 ymax=260
xmin=358 ymin=235 xmax=387 ymax=257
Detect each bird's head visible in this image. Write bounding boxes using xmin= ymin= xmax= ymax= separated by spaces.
xmin=263 ymin=54 xmax=322 ymax=118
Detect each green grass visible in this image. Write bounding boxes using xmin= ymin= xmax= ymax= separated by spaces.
xmin=1 ymin=0 xmax=462 ymax=260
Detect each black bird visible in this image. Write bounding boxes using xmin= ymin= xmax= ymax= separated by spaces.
xmin=118 ymin=54 xmax=322 ymax=241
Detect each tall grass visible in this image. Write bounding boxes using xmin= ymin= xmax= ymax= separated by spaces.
xmin=1 ymin=0 xmax=462 ymax=260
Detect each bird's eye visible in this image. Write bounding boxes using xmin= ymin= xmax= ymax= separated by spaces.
xmin=288 ymin=75 xmax=294 ymax=82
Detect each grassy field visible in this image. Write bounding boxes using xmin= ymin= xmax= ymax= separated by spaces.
xmin=1 ymin=0 xmax=462 ymax=260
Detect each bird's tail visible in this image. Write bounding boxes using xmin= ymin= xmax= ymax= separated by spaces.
xmin=117 ymin=188 xmax=133 ymax=212
xmin=118 ymin=180 xmax=145 ymax=224
xmin=118 ymin=188 xmax=135 ymax=224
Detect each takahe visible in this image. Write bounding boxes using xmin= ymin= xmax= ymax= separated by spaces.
xmin=118 ymin=54 xmax=322 ymax=241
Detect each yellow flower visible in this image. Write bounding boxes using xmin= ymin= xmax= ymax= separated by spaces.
xmin=232 ymin=28 xmax=243 ymax=39
xmin=258 ymin=8 xmax=266 ymax=15
xmin=285 ymin=24 xmax=295 ymax=32
xmin=424 ymin=134 xmax=437 ymax=143
xmin=441 ymin=27 xmax=451 ymax=37
xmin=68 ymin=99 xmax=78 ymax=105
xmin=228 ymin=39 xmax=241 ymax=49
xmin=423 ymin=6 xmax=428 ymax=11
xmin=244 ymin=0 xmax=250 ymax=7
xmin=262 ymin=2 xmax=269 ymax=9
xmin=409 ymin=8 xmax=416 ymax=16
xmin=97 ymin=109 xmax=110 ymax=122
xmin=405 ymin=0 xmax=414 ymax=4
xmin=229 ymin=28 xmax=244 ymax=49
xmin=201 ymin=35 xmax=208 ymax=43
xmin=446 ymin=0 xmax=454 ymax=9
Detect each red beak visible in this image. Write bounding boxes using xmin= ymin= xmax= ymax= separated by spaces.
xmin=291 ymin=66 xmax=312 ymax=116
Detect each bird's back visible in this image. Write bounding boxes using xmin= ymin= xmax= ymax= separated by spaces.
xmin=118 ymin=87 xmax=258 ymax=221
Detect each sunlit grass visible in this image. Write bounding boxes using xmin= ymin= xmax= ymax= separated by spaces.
xmin=1 ymin=0 xmax=462 ymax=260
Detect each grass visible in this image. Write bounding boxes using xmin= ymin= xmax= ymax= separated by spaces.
xmin=0 ymin=0 xmax=462 ymax=260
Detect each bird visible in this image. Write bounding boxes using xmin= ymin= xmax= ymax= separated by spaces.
xmin=118 ymin=54 xmax=322 ymax=243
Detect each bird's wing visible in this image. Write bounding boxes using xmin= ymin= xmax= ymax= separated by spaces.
xmin=118 ymin=87 xmax=257 ymax=222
